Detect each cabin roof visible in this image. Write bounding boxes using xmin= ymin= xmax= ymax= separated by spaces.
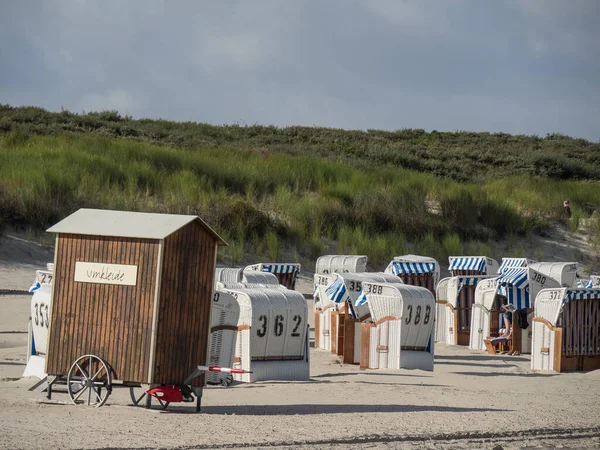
xmin=47 ymin=208 xmax=227 ymax=244
xmin=394 ymin=254 xmax=439 ymax=264
xmin=448 ymin=256 xmax=488 ymax=272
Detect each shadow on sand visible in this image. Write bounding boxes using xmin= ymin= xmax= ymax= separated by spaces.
xmin=312 ymin=372 xmax=432 ymax=379
xmin=199 ymin=403 xmax=510 ymax=415
xmin=453 ymin=371 xmax=557 ymax=378
xmin=434 ymin=361 xmax=519 ymax=368
xmin=309 ymin=379 xmax=448 ymax=387
xmin=435 ymin=354 xmax=530 ymax=363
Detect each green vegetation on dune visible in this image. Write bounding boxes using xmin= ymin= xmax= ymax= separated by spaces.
xmin=1 ymin=124 xmax=599 ymax=269
xmin=2 ymin=104 xmax=600 ymax=183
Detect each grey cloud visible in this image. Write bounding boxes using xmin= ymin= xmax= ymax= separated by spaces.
xmin=0 ymin=0 xmax=598 ymax=140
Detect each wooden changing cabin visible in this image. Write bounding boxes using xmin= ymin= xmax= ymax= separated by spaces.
xmin=45 ymin=208 xmax=226 ymax=401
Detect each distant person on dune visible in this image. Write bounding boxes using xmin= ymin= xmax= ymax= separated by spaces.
xmin=563 ymin=200 xmax=572 ymax=219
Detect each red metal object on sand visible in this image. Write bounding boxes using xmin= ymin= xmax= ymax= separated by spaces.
xmin=144 ymin=366 xmax=253 ymax=405
xmin=147 ymin=385 xmax=183 ymax=403
xmin=144 ymin=366 xmax=251 ymax=404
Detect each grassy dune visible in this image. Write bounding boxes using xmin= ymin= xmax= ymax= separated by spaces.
xmin=2 ymin=104 xmax=600 ymax=183
xmin=1 ymin=128 xmax=599 ymax=269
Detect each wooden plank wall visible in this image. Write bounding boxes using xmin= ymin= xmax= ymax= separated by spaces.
xmin=152 ymin=221 xmax=217 ymax=387
xmin=489 ymin=311 xmax=500 ymax=337
xmin=457 ymin=285 xmax=476 ymax=345
xmin=562 ymin=299 xmax=600 ymax=357
xmin=512 ymin=311 xmax=522 ymax=352
xmin=275 ymin=272 xmax=297 ymax=290
xmin=46 ymin=234 xmax=158 ymax=382
xmin=331 ymin=312 xmax=339 ymax=354
xmin=343 ymin=317 xmax=358 ymax=364
xmin=452 ymin=270 xmax=484 ymax=276
xmin=334 ymin=311 xmax=345 ymax=356
xmin=399 ymin=274 xmax=435 ymax=296
xmin=360 ymin=323 xmax=374 ymax=369
xmin=314 ymin=311 xmax=320 ymax=349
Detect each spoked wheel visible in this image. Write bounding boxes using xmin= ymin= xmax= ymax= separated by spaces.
xmin=129 ymin=386 xmax=147 ymax=406
xmin=129 ymin=386 xmax=170 ymax=410
xmin=67 ymin=354 xmax=112 ymax=407
xmin=220 ymin=374 xmax=233 ymax=387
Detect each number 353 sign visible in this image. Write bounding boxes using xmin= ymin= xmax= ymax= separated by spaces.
xmin=30 ymin=287 xmax=52 ymax=354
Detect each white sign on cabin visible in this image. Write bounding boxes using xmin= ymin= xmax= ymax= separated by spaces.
xmin=479 ymin=278 xmax=499 ymax=291
xmin=529 ymin=269 xmax=549 ymax=286
xmin=74 ymin=262 xmax=138 ymax=286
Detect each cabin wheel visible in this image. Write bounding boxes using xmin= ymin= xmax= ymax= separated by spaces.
xmin=67 ymin=354 xmax=112 ymax=407
xmin=220 ymin=374 xmax=233 ymax=386
xmin=129 ymin=386 xmax=170 ymax=410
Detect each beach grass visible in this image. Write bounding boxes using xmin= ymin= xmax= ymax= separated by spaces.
xmin=2 ymin=131 xmax=599 ymax=270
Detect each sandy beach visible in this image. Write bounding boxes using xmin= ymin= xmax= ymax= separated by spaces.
xmin=1 ymin=235 xmax=599 ymax=449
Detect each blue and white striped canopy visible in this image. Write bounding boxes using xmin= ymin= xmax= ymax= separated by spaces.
xmin=391 ymin=261 xmax=436 ymax=276
xmin=261 ymin=264 xmax=300 ymax=274
xmin=355 ymin=290 xmax=368 ymax=307
xmin=497 ymin=268 xmax=529 ymax=289
xmin=498 ymin=284 xmax=530 ymax=310
xmin=325 ymin=277 xmax=348 ymax=303
xmin=495 ymin=267 xmax=530 ymax=309
xmin=499 ymin=258 xmax=529 ymax=274
xmin=577 ymin=279 xmax=594 ymax=288
xmin=449 ymin=257 xmax=486 ymax=273
xmin=566 ymin=289 xmax=600 ymax=301
xmin=457 ymin=277 xmax=481 ymax=287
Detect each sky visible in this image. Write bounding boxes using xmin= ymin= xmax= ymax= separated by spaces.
xmin=1 ymin=0 xmax=599 ymax=141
